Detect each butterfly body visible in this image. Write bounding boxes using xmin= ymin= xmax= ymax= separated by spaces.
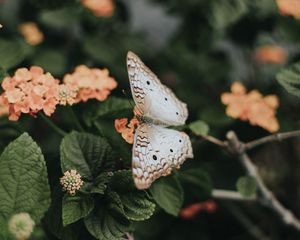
xmin=127 ymin=51 xmax=193 ymax=189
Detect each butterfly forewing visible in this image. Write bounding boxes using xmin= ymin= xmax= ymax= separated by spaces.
xmin=127 ymin=51 xmax=188 ymax=126
xmin=132 ymin=123 xmax=193 ymax=189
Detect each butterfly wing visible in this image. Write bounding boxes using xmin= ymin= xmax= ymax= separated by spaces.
xmin=132 ymin=123 xmax=193 ymax=189
xmin=127 ymin=51 xmax=188 ymax=126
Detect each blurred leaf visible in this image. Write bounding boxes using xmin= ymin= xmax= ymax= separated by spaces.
xmin=179 ymin=168 xmax=213 ymax=200
xmin=110 ymin=170 xmax=156 ymax=221
xmin=277 ymin=61 xmax=300 ymax=98
xmin=30 ymin=0 xmax=77 ymax=9
xmin=236 ymin=176 xmax=257 ymax=197
xmin=32 ymin=49 xmax=67 ymax=75
xmin=62 ymin=195 xmax=94 ymax=226
xmin=0 ymin=38 xmax=27 ymax=70
xmin=39 ymin=7 xmax=79 ymax=28
xmin=84 ymin=191 xmax=130 ymax=240
xmin=0 ymin=68 xmax=7 ymax=82
xmin=210 ymin=0 xmax=249 ymax=30
xmin=60 ymin=131 xmax=115 ymax=182
xmin=189 ymin=120 xmax=209 ymax=136
xmin=149 ymin=174 xmax=183 ymax=216
xmin=0 ymin=133 xmax=50 ymax=223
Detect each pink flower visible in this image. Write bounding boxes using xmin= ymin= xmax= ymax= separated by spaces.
xmin=221 ymin=82 xmax=280 ymax=133
xmin=0 ymin=66 xmax=60 ymax=121
xmin=63 ymin=65 xmax=117 ymax=103
xmin=81 ymin=0 xmax=114 ymax=17
xmin=18 ymin=22 xmax=44 ymax=46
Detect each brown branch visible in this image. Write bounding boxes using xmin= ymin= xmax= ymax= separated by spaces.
xmin=244 ymin=130 xmax=300 ymax=150
xmin=197 ymin=134 xmax=228 ymax=148
xmin=226 ymin=131 xmax=300 ymax=231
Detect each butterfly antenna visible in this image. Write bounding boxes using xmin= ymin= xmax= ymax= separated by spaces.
xmin=122 ymin=89 xmax=143 ymax=121
xmin=122 ymin=89 xmax=135 ymax=108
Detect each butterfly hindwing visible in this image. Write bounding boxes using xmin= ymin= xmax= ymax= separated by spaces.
xmin=127 ymin=51 xmax=188 ymax=126
xmin=132 ymin=123 xmax=193 ymax=189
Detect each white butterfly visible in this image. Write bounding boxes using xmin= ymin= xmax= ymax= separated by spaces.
xmin=127 ymin=51 xmax=194 ymax=189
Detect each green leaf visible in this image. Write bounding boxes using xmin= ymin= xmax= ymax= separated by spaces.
xmin=0 ymin=39 xmax=27 ymax=70
xmin=277 ymin=61 xmax=300 ymax=97
xmin=90 ymin=172 xmax=112 ymax=194
xmin=189 ymin=120 xmax=209 ymax=136
xmin=30 ymin=0 xmax=76 ymax=9
xmin=39 ymin=7 xmax=79 ymax=28
xmin=84 ymin=191 xmax=130 ymax=240
xmin=179 ymin=168 xmax=213 ymax=200
xmin=236 ymin=176 xmax=257 ymax=197
xmin=62 ymin=195 xmax=94 ymax=226
xmin=31 ymin=49 xmax=67 ymax=75
xmin=110 ymin=170 xmax=155 ymax=221
xmin=0 ymin=133 xmax=50 ymax=223
xmin=60 ymin=131 xmax=115 ymax=182
xmin=210 ymin=0 xmax=249 ymax=30
xmin=83 ymin=97 xmax=133 ymax=127
xmin=149 ymin=174 xmax=183 ymax=216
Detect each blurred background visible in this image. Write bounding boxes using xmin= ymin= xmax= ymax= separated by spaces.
xmin=1 ymin=0 xmax=300 ymax=239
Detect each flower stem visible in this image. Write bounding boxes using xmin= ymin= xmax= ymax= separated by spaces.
xmin=39 ymin=113 xmax=66 ymax=137
xmin=67 ymin=106 xmax=84 ymax=132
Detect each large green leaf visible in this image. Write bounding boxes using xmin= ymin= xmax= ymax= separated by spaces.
xmin=277 ymin=61 xmax=300 ymax=97
xmin=149 ymin=174 xmax=183 ymax=216
xmin=110 ymin=170 xmax=155 ymax=221
xmin=62 ymin=195 xmax=94 ymax=226
xmin=60 ymin=131 xmax=115 ymax=182
xmin=0 ymin=133 xmax=50 ymax=223
xmin=84 ymin=191 xmax=130 ymax=240
xmin=0 ymin=39 xmax=27 ymax=70
xmin=179 ymin=168 xmax=213 ymax=201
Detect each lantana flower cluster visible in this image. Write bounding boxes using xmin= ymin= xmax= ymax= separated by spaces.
xmin=221 ymin=82 xmax=279 ymax=133
xmin=63 ymin=65 xmax=117 ymax=103
xmin=8 ymin=212 xmax=35 ymax=240
xmin=115 ymin=117 xmax=139 ymax=144
xmin=0 ymin=67 xmax=60 ymax=121
xmin=60 ymin=170 xmax=84 ymax=196
xmin=0 ymin=65 xmax=117 ymax=121
xmin=81 ymin=0 xmax=114 ymax=17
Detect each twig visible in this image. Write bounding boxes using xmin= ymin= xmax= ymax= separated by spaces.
xmin=212 ymin=189 xmax=256 ymax=201
xmin=244 ymin=130 xmax=300 ymax=150
xmin=226 ymin=131 xmax=300 ymax=231
xmin=198 ymin=134 xmax=228 ymax=148
xmin=67 ymin=106 xmax=84 ymax=132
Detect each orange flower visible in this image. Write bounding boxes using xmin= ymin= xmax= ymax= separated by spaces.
xmin=57 ymin=84 xmax=78 ymax=106
xmin=180 ymin=200 xmax=217 ymax=219
xmin=18 ymin=22 xmax=44 ymax=46
xmin=63 ymin=65 xmax=117 ymax=103
xmin=81 ymin=0 xmax=114 ymax=17
xmin=221 ymin=82 xmax=280 ymax=133
xmin=114 ymin=117 xmax=139 ymax=144
xmin=254 ymin=45 xmax=287 ymax=65
xmin=0 ymin=66 xmax=60 ymax=121
xmin=276 ymin=0 xmax=300 ymax=19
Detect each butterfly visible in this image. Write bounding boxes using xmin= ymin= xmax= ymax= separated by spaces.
xmin=127 ymin=51 xmax=193 ymax=189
